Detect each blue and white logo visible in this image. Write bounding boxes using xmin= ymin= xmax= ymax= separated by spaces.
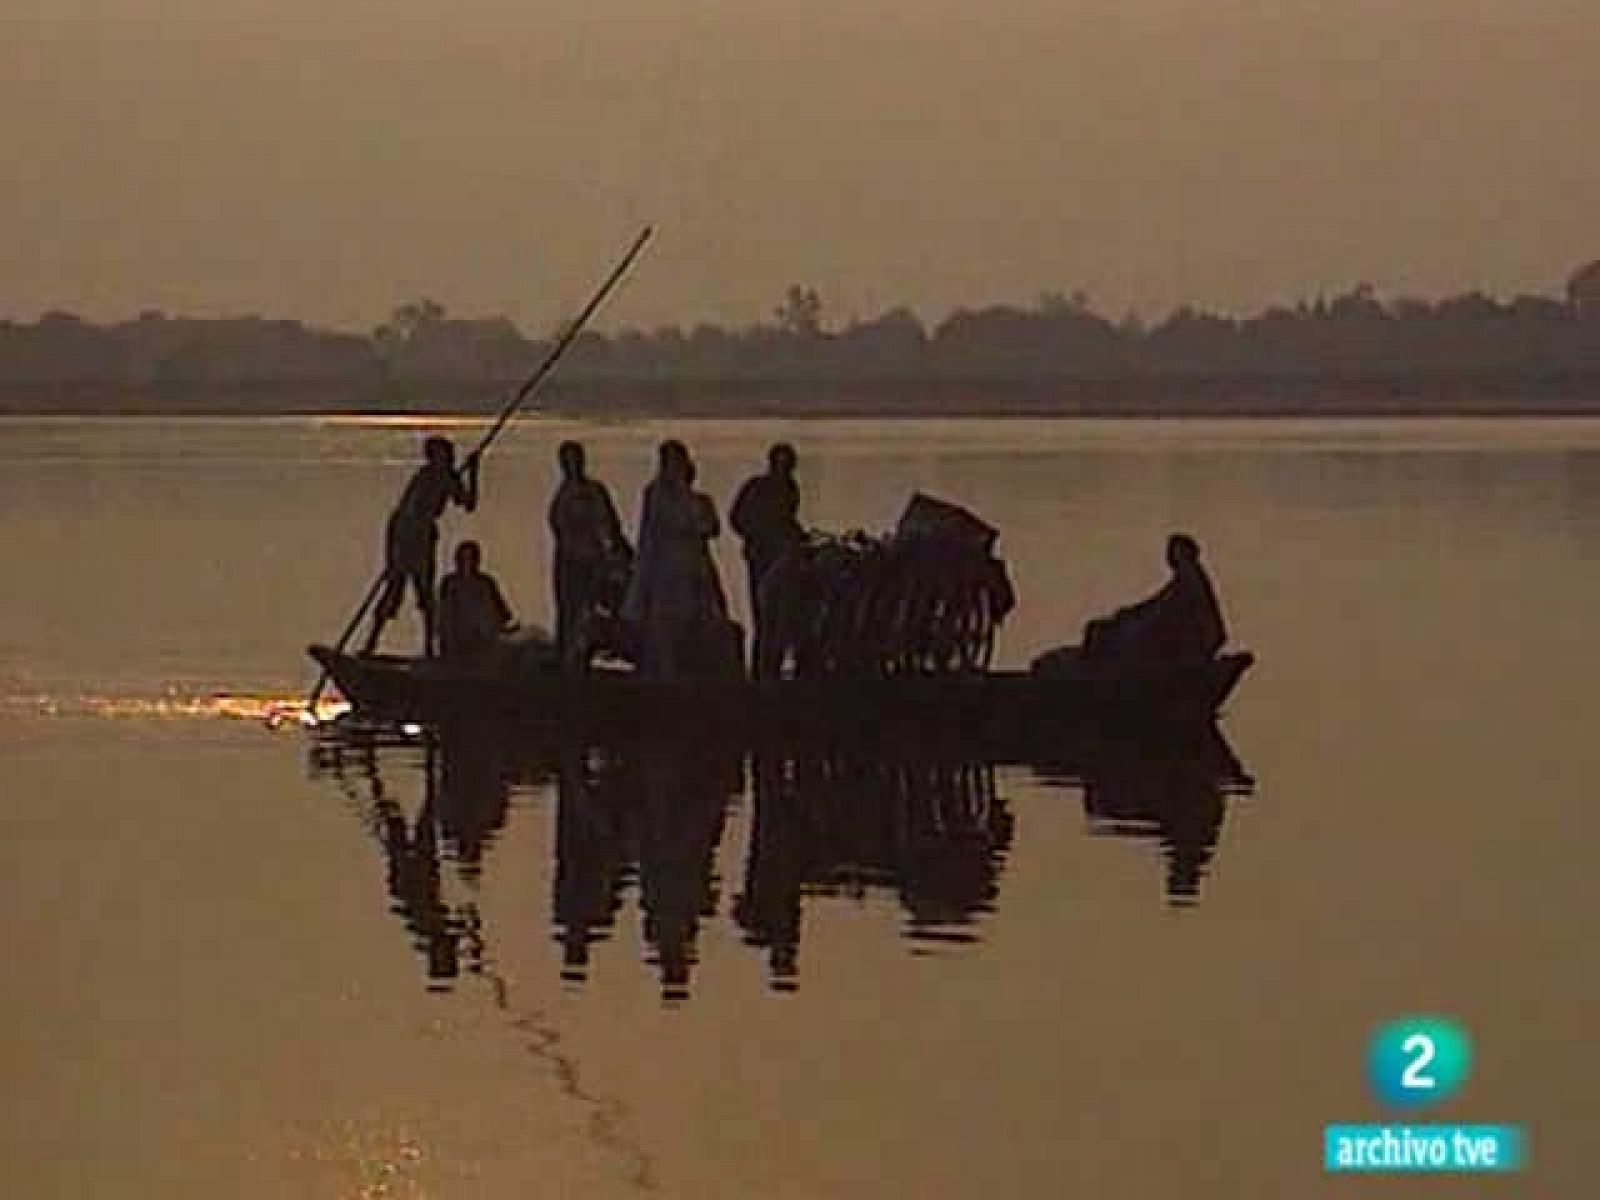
xmin=1366 ymin=1015 xmax=1473 ymax=1110
xmin=1322 ymin=1017 xmax=1523 ymax=1174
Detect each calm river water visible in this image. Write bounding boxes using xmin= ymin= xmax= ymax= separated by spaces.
xmin=0 ymin=415 xmax=1593 ymax=1198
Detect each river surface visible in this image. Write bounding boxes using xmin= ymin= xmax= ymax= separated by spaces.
xmin=0 ymin=415 xmax=1593 ymax=1198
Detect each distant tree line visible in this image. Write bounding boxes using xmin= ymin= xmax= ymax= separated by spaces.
xmin=3 ymin=261 xmax=1599 ymax=413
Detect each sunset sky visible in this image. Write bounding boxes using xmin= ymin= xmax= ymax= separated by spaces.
xmin=3 ymin=1 xmax=1596 ymax=332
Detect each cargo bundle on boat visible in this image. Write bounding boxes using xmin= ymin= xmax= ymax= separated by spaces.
xmin=754 ymin=493 xmax=1017 ymax=679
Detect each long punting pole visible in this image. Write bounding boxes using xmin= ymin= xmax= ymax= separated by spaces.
xmin=303 ymin=226 xmax=655 ymax=717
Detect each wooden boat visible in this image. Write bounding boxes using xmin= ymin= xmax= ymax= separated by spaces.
xmin=307 ymin=644 xmax=1252 ymax=755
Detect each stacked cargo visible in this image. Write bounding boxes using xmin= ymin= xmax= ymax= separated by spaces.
xmin=764 ymin=494 xmax=1016 ymax=678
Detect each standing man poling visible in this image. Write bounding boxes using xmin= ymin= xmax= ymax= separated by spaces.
xmin=548 ymin=440 xmax=631 ymax=666
xmin=730 ymin=443 xmax=804 ymax=678
xmin=363 ymin=434 xmax=480 ymax=657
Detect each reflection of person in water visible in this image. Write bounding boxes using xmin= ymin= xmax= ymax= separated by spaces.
xmin=435 ymin=729 xmax=513 ymax=885
xmin=734 ymin=749 xmax=819 ymax=992
xmin=310 ymin=728 xmax=526 ymax=992
xmin=635 ymin=738 xmax=736 ymax=1002
xmin=1079 ymin=735 xmax=1234 ymax=905
xmin=376 ymin=750 xmax=462 ymax=987
xmin=1158 ymin=764 xmax=1227 ymax=904
xmin=552 ymin=746 xmax=634 ymax=983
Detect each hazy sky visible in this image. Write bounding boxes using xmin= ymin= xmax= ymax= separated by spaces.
xmin=3 ymin=1 xmax=1597 ymax=332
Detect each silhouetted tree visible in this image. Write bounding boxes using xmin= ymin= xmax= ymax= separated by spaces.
xmin=373 ymin=298 xmax=446 ymax=358
xmin=1569 ymin=260 xmax=1600 ymax=313
xmin=834 ymin=306 xmax=928 ymax=376
xmin=774 ymin=286 xmax=824 ymax=337
xmin=1036 ymin=289 xmax=1091 ymax=317
xmin=7 ymin=273 xmax=1600 ymax=414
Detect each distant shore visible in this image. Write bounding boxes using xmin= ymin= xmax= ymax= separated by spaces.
xmin=9 ymin=279 xmax=1600 ymax=418
xmin=1 ymin=377 xmax=1596 ymax=418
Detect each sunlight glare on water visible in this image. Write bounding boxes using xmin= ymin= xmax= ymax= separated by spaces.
xmin=0 ymin=688 xmax=349 ymax=727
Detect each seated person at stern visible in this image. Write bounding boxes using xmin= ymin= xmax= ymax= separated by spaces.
xmin=1085 ymin=533 xmax=1227 ymax=668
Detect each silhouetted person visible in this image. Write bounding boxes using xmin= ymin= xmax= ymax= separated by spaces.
xmin=730 ymin=443 xmax=804 ymax=677
xmin=548 ymin=440 xmax=630 ymax=668
xmin=364 ymin=435 xmax=479 ymax=657
xmin=437 ymin=540 xmax=513 ymax=662
xmin=623 ymin=440 xmax=729 ymax=679
xmin=1086 ymin=533 xmax=1227 ymax=668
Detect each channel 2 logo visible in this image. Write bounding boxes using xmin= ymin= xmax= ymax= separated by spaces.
xmin=1367 ymin=1017 xmax=1473 ymax=1109
xmin=1324 ymin=1017 xmax=1524 ymax=1174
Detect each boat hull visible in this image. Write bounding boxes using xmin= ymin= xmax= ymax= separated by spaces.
xmin=308 ymin=645 xmax=1252 ymax=756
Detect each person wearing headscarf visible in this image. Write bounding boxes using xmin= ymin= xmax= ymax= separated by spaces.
xmin=623 ymin=440 xmax=728 ymax=678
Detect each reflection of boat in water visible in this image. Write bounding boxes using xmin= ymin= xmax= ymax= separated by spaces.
xmin=1033 ymin=726 xmax=1254 ymax=905
xmin=736 ymin=752 xmax=1014 ymax=992
xmin=310 ymin=727 xmax=515 ymax=991
xmin=551 ymin=737 xmax=741 ymax=1003
xmin=312 ymin=723 xmax=746 ymax=1004
xmin=308 ymin=719 xmax=1254 ymax=1000
xmin=548 ymin=738 xmax=1014 ymax=998
xmin=308 ymin=644 xmax=1252 ymax=751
